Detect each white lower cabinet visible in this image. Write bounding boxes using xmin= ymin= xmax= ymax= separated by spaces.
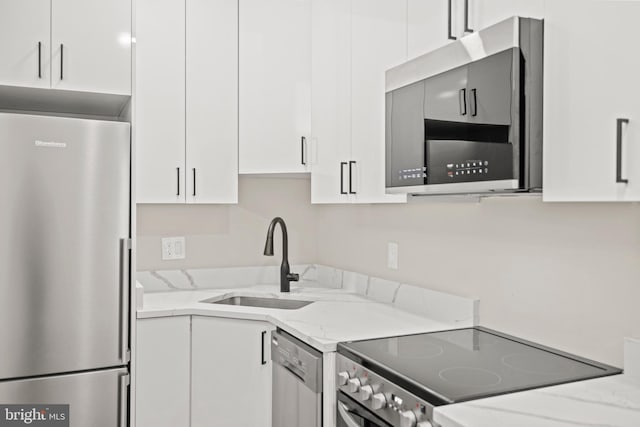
xmin=136 ymin=317 xmax=191 ymax=427
xmin=191 ymin=317 xmax=275 ymax=427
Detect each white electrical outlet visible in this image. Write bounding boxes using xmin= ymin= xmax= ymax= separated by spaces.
xmin=387 ymin=242 xmax=399 ymax=270
xmin=162 ymin=237 xmax=186 ymax=260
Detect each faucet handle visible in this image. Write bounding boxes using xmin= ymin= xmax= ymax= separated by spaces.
xmin=287 ymin=273 xmax=300 ymax=282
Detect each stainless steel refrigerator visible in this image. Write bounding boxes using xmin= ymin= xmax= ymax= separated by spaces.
xmin=0 ymin=113 xmax=131 ymax=426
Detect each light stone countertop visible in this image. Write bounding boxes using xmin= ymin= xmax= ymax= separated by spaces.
xmin=433 ymin=373 xmax=640 ymax=427
xmin=137 ymin=282 xmax=468 ymax=352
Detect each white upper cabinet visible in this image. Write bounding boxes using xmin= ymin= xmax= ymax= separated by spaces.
xmin=239 ymin=0 xmax=312 ymax=174
xmin=0 ymin=0 xmax=51 ymax=89
xmin=51 ymin=0 xmax=132 ymax=95
xmin=310 ymin=0 xmax=352 ymax=203
xmin=135 ymin=0 xmax=186 ymax=204
xmin=186 ymin=0 xmax=239 ymax=203
xmin=136 ymin=0 xmax=239 ymax=204
xmin=408 ymin=0 xmax=454 ymax=59
xmin=350 ymin=0 xmax=407 ymax=204
xmin=543 ymin=0 xmax=640 ymax=202
xmin=465 ymin=0 xmax=544 ymax=32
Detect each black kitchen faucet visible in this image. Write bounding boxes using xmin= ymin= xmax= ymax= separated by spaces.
xmin=263 ymin=217 xmax=299 ymax=292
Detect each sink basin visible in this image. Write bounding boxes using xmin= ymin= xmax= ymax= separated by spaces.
xmin=201 ymin=296 xmax=314 ymax=310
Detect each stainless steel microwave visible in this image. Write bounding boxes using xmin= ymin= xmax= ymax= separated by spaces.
xmin=385 ymin=17 xmax=543 ymax=196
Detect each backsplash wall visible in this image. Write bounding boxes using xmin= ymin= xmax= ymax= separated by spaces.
xmin=315 ymin=197 xmax=640 ymax=367
xmin=136 ymin=176 xmax=317 ymax=271
xmin=137 ymin=177 xmax=640 ymax=366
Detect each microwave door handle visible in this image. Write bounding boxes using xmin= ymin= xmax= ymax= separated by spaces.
xmin=616 ymin=118 xmax=630 ymax=184
xmin=470 ymin=88 xmax=478 ymax=117
xmin=459 ymin=88 xmax=467 ymax=116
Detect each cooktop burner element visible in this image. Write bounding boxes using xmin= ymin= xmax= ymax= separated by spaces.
xmin=337 ymin=327 xmax=622 ymax=405
xmin=438 ymin=367 xmax=503 ymax=388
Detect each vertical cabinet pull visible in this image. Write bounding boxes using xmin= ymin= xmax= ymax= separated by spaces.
xmin=616 ymin=118 xmax=630 ymax=184
xmin=176 ymin=167 xmax=180 ymax=196
xmin=459 ymin=89 xmax=467 ymax=116
xmin=349 ymin=161 xmax=357 ymax=194
xmin=464 ymin=0 xmax=474 ymax=33
xmin=60 ymin=44 xmax=64 ymax=80
xmin=448 ymin=0 xmax=457 ymax=40
xmin=192 ymin=168 xmax=197 ymax=196
xmin=470 ymin=88 xmax=478 ymax=117
xmin=261 ymin=331 xmax=267 ymax=365
xmin=37 ymin=42 xmax=42 ymax=78
xmin=340 ymin=162 xmax=348 ymax=195
xmin=301 ymin=136 xmax=307 ymax=166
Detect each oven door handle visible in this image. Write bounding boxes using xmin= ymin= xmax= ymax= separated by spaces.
xmin=338 ymin=402 xmax=364 ymax=427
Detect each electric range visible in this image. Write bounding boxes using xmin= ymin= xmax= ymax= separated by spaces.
xmin=336 ymin=327 xmax=622 ymax=427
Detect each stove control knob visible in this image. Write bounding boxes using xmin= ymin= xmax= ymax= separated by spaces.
xmin=417 ymin=421 xmax=434 ymax=427
xmin=359 ymin=385 xmax=374 ymax=401
xmin=371 ymin=393 xmax=387 ymax=410
xmin=347 ymin=378 xmax=362 ymax=393
xmin=337 ymin=371 xmax=350 ymax=386
xmin=400 ymin=410 xmax=417 ymax=427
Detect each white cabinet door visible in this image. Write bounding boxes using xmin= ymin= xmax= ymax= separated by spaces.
xmin=51 ymin=0 xmax=131 ymax=95
xmin=186 ymin=0 xmax=238 ymax=204
xmin=466 ymin=0 xmax=544 ymax=32
xmin=350 ymin=0 xmax=407 ymax=204
xmin=136 ymin=317 xmax=191 ymax=427
xmin=310 ymin=0 xmax=352 ymax=204
xmin=543 ymin=0 xmax=640 ymax=202
xmin=191 ymin=317 xmax=275 ymax=427
xmin=135 ymin=0 xmax=186 ymax=204
xmin=239 ymin=0 xmax=312 ymax=174
xmin=408 ymin=0 xmax=455 ymax=59
xmin=0 ymin=0 xmax=51 ymax=89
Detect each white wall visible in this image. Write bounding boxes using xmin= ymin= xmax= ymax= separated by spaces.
xmin=315 ymin=196 xmax=640 ymax=367
xmin=136 ymin=176 xmax=317 ymax=271
xmin=136 ymin=177 xmax=640 ymax=366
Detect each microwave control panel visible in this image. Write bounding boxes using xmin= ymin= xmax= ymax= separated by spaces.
xmin=427 ymin=139 xmax=513 ymax=185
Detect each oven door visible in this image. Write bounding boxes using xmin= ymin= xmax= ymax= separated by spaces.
xmin=337 ymin=392 xmax=393 ymax=427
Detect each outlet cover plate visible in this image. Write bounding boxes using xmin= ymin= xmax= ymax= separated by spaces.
xmin=162 ymin=237 xmax=186 ymax=260
xmin=387 ymin=242 xmax=398 ymax=270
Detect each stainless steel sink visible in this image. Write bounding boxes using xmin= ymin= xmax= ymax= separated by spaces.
xmin=201 ymin=296 xmax=314 ymax=310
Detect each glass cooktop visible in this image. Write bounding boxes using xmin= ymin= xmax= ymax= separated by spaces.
xmin=337 ymin=327 xmax=621 ymax=404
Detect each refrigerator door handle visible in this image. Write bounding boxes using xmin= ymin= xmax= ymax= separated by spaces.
xmin=118 ymin=373 xmax=130 ymax=427
xmin=119 ymin=238 xmax=132 ymax=364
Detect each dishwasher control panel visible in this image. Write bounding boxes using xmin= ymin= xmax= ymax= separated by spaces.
xmin=271 ymin=329 xmax=323 ymax=393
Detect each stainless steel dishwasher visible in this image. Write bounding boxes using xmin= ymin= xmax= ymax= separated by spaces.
xmin=271 ymin=329 xmax=323 ymax=427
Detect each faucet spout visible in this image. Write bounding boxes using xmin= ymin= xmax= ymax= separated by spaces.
xmin=263 ymin=217 xmax=299 ymax=292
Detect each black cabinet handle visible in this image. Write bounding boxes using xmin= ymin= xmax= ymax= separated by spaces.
xmin=192 ymin=168 xmax=197 ymax=196
xmin=448 ymin=0 xmax=457 ymax=40
xmin=38 ymin=42 xmax=42 ymax=78
xmin=301 ymin=136 xmax=307 ymax=165
xmin=60 ymin=44 xmax=64 ymax=80
xmin=464 ymin=0 xmax=474 ymax=33
xmin=616 ymin=118 xmax=630 ymax=184
xmin=176 ymin=167 xmax=180 ymax=196
xmin=470 ymin=88 xmax=477 ymax=117
xmin=261 ymin=331 xmax=267 ymax=365
xmin=459 ymin=88 xmax=467 ymax=116
xmin=340 ymin=162 xmax=348 ymax=195
xmin=349 ymin=161 xmax=356 ymax=194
